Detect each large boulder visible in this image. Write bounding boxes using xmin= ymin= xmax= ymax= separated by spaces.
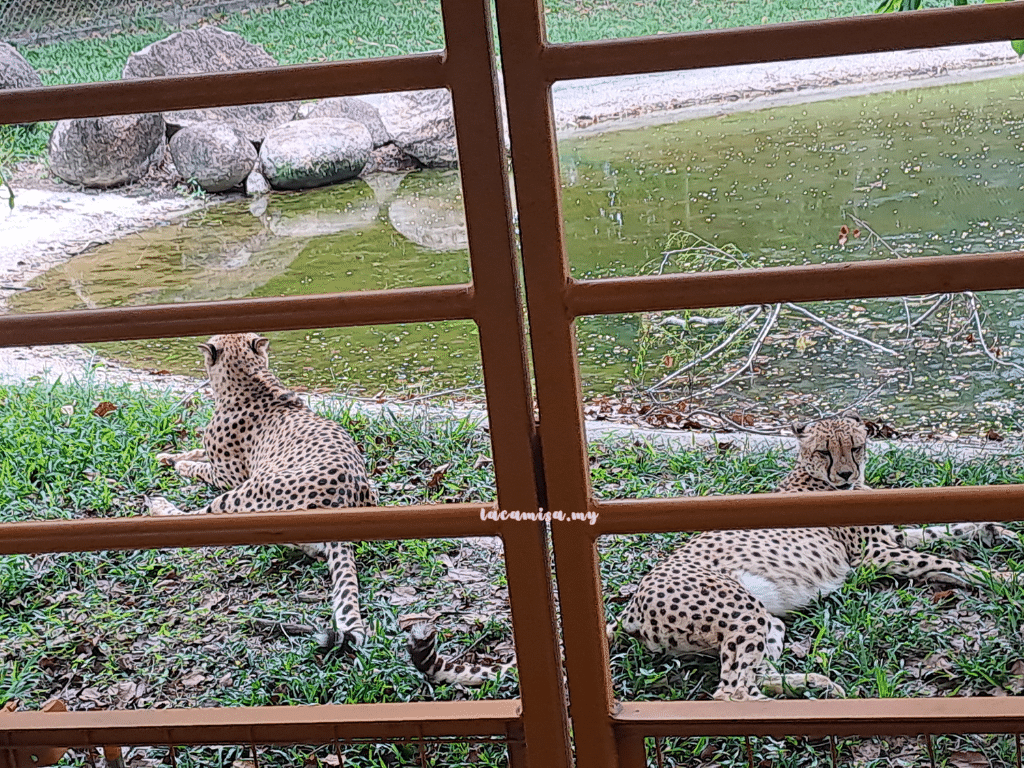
xmin=169 ymin=121 xmax=256 ymax=192
xmin=376 ymin=89 xmax=458 ymax=168
xmin=297 ymin=97 xmax=390 ymax=148
xmin=258 ymin=118 xmax=372 ymax=190
xmin=0 ymin=42 xmax=43 ymax=91
xmin=122 ymin=28 xmax=296 ymax=143
xmin=48 ymin=113 xmax=165 ymax=188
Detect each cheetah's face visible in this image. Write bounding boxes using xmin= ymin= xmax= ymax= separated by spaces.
xmin=791 ymin=410 xmax=867 ymax=490
xmin=199 ymin=333 xmax=271 ymax=397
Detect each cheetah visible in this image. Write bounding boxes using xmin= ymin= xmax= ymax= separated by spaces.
xmin=146 ymin=333 xmax=377 ymax=648
xmin=408 ymin=410 xmax=1018 ymax=699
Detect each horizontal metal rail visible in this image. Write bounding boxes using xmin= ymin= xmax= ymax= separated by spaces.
xmin=0 ymin=285 xmax=475 ymax=347
xmin=592 ymin=486 xmax=1024 ymax=537
xmin=568 ymin=251 xmax=1024 ymax=317
xmin=0 ymin=701 xmax=521 ymax=747
xmin=614 ymin=698 xmax=1024 ymax=738
xmin=540 ymin=4 xmax=1024 ymax=81
xmin=0 ymin=53 xmax=447 ymax=126
xmin=0 ymin=503 xmax=500 ymax=555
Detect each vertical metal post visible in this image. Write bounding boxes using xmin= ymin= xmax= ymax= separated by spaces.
xmin=441 ymin=0 xmax=572 ymax=763
xmin=490 ymin=0 xmax=619 ymax=764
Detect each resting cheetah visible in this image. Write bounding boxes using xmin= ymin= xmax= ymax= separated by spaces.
xmin=146 ymin=333 xmax=377 ymax=648
xmin=409 ymin=410 xmax=1017 ymax=699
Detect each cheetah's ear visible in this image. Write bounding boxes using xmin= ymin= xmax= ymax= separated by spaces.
xmin=250 ymin=335 xmax=270 ymax=358
xmin=839 ymin=408 xmax=862 ymax=422
xmin=198 ymin=342 xmax=218 ymax=367
xmin=791 ymin=420 xmax=808 ymax=437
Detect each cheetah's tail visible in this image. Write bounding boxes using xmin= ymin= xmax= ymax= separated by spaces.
xmin=407 ymin=623 xmax=517 ymax=686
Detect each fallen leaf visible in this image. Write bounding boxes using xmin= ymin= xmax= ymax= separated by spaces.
xmin=322 ymin=754 xmax=341 ymax=766
xmin=180 ymin=672 xmax=206 ymax=687
xmin=472 ymin=455 xmax=492 ymax=470
xmin=950 ymin=751 xmax=989 ymax=767
xmin=986 ymin=428 xmax=1003 ymax=442
xmin=931 ymin=589 xmax=957 ymax=604
xmin=60 ymin=404 xmax=75 ymax=416
xmin=397 ymin=612 xmax=434 ymax=631
xmin=92 ymin=401 xmax=117 ymax=417
xmin=427 ymin=462 xmax=452 ymax=489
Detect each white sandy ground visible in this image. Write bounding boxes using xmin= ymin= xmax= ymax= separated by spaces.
xmin=1 ymin=40 xmax=1022 ymax=455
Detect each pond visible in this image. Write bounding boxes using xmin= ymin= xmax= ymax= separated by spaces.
xmin=12 ymin=73 xmax=1024 ymax=432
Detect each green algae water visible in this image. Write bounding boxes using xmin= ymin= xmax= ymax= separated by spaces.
xmin=12 ymin=75 xmax=1024 ymax=430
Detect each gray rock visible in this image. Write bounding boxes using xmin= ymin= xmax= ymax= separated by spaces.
xmin=122 ymin=28 xmax=296 ymax=143
xmin=362 ymin=143 xmax=420 ymax=175
xmin=298 ymin=97 xmax=390 ymax=148
xmin=246 ymin=169 xmax=271 ymax=197
xmin=1 ymin=42 xmax=43 ymax=127
xmin=0 ymin=42 xmax=43 ymax=90
xmin=168 ymin=122 xmax=256 ymax=193
xmin=388 ymin=170 xmax=468 ymax=251
xmin=376 ymin=89 xmax=458 ymax=168
xmin=258 ymin=118 xmax=372 ymax=190
xmin=48 ymin=113 xmax=165 ymax=188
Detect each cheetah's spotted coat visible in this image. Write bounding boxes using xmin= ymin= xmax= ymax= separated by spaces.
xmin=146 ymin=333 xmax=377 ymax=648
xmin=409 ymin=411 xmax=1017 ymax=699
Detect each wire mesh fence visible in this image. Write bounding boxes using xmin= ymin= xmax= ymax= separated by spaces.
xmin=0 ymin=0 xmax=274 ymax=45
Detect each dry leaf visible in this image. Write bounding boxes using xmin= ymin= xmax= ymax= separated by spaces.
xmin=427 ymin=462 xmax=452 ymax=489
xmin=60 ymin=404 xmax=75 ymax=416
xmin=322 ymin=754 xmax=341 ymax=766
xmin=950 ymin=751 xmax=989 ymax=767
xmin=180 ymin=672 xmax=206 ymax=687
xmin=472 ymin=455 xmax=492 ymax=470
xmin=931 ymin=589 xmax=956 ymax=604
xmin=92 ymin=401 xmax=117 ymax=417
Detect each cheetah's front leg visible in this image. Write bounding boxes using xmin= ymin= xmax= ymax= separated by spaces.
xmin=893 ymin=522 xmax=1020 ymax=548
xmin=156 ymin=448 xmax=218 ymax=485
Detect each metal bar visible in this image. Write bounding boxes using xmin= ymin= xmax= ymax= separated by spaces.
xmin=0 ymin=701 xmax=521 ymax=747
xmin=0 ymin=54 xmax=446 ymax=126
xmin=0 ymin=285 xmax=475 ymax=348
xmin=614 ymin=698 xmax=1024 ymax=738
xmin=0 ymin=503 xmax=500 ymax=555
xmin=491 ymin=0 xmax=616 ymax=766
xmin=443 ymin=0 xmax=573 ymax=763
xmin=591 ymin=485 xmax=1024 ymax=537
xmin=568 ymin=251 xmax=1024 ymax=318
xmin=540 ymin=3 xmax=1024 ymax=82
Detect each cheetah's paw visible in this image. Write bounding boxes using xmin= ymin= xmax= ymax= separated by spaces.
xmin=144 ymin=495 xmax=184 ymax=516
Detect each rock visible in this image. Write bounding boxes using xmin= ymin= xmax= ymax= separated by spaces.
xmin=0 ymin=42 xmax=43 ymax=90
xmin=168 ymin=122 xmax=256 ymax=193
xmin=122 ymin=28 xmax=296 ymax=143
xmin=1 ymin=42 xmax=44 ymax=127
xmin=48 ymin=113 xmax=165 ymax=188
xmin=376 ymin=89 xmax=458 ymax=168
xmin=246 ymin=169 xmax=271 ymax=197
xmin=298 ymin=97 xmax=390 ymax=148
xmin=362 ymin=143 xmax=421 ymax=175
xmin=388 ymin=170 xmax=468 ymax=251
xmin=258 ymin=118 xmax=372 ymax=190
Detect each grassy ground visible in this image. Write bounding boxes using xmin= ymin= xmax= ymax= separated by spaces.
xmin=3 ymin=379 xmax=1024 ymax=766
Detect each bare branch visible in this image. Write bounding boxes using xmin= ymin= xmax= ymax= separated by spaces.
xmin=784 ymin=303 xmax=897 ymax=355
xmin=964 ymin=291 xmax=1024 ymax=375
xmin=692 ymin=303 xmax=782 ymax=396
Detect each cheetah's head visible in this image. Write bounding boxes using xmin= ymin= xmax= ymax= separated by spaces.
xmin=199 ymin=333 xmax=271 ymax=396
xmin=791 ymin=409 xmax=867 ymax=490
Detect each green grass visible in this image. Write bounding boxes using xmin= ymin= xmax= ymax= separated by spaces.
xmin=3 ymin=380 xmax=1024 ymax=766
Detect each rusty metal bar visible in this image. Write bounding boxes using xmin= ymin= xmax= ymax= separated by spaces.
xmin=568 ymin=251 xmax=1024 ymax=317
xmin=0 ymin=701 xmax=521 ymax=747
xmin=0 ymin=503 xmax=499 ymax=555
xmin=540 ymin=3 xmax=1024 ymax=82
xmin=0 ymin=53 xmax=446 ymax=126
xmin=442 ymin=0 xmax=572 ymax=761
xmin=0 ymin=285 xmax=474 ymax=348
xmin=592 ymin=485 xmax=1024 ymax=538
xmin=491 ymin=0 xmax=616 ymax=766
xmin=614 ymin=698 xmax=1024 ymax=737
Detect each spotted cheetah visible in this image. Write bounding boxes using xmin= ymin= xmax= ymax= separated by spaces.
xmin=408 ymin=410 xmax=1017 ymax=699
xmin=146 ymin=333 xmax=377 ymax=648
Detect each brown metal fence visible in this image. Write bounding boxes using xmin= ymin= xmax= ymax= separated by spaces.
xmin=3 ymin=0 xmax=1024 ymax=766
